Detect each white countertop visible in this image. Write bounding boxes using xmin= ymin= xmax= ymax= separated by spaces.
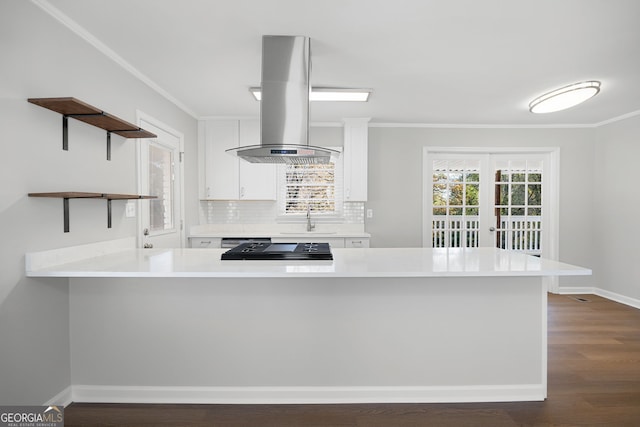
xmin=26 ymin=246 xmax=591 ymax=278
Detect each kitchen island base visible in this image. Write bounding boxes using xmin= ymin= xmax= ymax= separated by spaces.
xmin=69 ymin=275 xmax=546 ymax=404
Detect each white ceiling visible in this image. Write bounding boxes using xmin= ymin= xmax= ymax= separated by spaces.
xmin=40 ymin=0 xmax=640 ymax=125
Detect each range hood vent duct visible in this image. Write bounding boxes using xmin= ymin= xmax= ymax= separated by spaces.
xmin=227 ymin=35 xmax=339 ymax=164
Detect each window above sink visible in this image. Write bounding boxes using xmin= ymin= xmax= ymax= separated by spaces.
xmin=276 ymin=148 xmax=344 ymax=222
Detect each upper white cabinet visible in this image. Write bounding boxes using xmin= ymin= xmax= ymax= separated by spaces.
xmin=343 ymin=118 xmax=370 ymax=201
xmin=200 ymin=119 xmax=276 ymax=200
xmin=238 ymin=120 xmax=277 ymax=200
xmin=202 ymin=120 xmax=239 ymax=200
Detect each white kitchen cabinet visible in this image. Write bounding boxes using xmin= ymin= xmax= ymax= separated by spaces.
xmin=189 ymin=237 xmax=222 ymax=248
xmin=345 ymin=237 xmax=370 ymax=248
xmin=201 ymin=119 xmax=276 ymax=200
xmin=203 ymin=120 xmax=239 ymax=199
xmin=343 ymin=118 xmax=370 ymax=202
xmin=238 ymin=120 xmax=276 ymax=200
xmin=272 ymin=237 xmax=346 ymax=248
xmin=189 ymin=234 xmax=369 ymax=249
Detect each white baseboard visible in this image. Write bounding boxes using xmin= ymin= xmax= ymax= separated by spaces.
xmin=558 ymin=286 xmax=640 ymax=309
xmin=594 ymin=288 xmax=640 ymax=309
xmin=45 ymin=385 xmax=73 ymax=407
xmin=70 ymin=384 xmax=545 ymax=404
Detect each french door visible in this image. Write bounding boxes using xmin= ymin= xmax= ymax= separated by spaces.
xmin=423 ymin=149 xmax=557 ymax=259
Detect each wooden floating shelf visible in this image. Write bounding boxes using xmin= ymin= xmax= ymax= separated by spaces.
xmin=29 ymin=192 xmax=156 ymax=233
xmin=28 ymin=97 xmax=156 ymax=160
xmin=28 ymin=192 xmax=156 ymax=200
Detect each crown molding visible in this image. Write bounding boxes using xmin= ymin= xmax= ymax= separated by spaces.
xmin=368 ymin=122 xmax=597 ymax=129
xmin=31 ymin=0 xmax=198 ymax=119
xmin=594 ymin=110 xmax=640 ymax=127
xmin=369 ymin=110 xmax=640 ymax=129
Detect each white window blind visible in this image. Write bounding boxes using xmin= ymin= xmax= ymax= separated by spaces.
xmin=277 ymin=152 xmax=343 ymax=219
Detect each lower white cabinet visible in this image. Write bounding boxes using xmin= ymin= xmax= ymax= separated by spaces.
xmin=272 ymin=237 xmax=370 ymax=248
xmin=189 ymin=236 xmax=370 ymax=249
xmin=272 ymin=237 xmax=346 ymax=248
xmin=345 ymin=237 xmax=370 ymax=248
xmin=189 ymin=237 xmax=222 ymax=248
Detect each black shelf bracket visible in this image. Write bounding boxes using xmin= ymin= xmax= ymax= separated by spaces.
xmin=61 ymin=197 xmax=113 ymax=233
xmin=107 ymin=131 xmax=111 ymax=161
xmin=63 ymin=198 xmax=70 ymax=233
xmin=62 ymin=116 xmax=69 ymax=151
xmin=107 ymin=198 xmax=112 ymax=228
xmin=62 ymin=112 xmax=115 ymax=160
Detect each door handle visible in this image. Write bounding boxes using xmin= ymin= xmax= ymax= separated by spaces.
xmin=489 ymin=227 xmax=496 ymax=232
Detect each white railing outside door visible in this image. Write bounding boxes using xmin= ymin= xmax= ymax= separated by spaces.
xmin=432 ymin=215 xmax=542 ymax=255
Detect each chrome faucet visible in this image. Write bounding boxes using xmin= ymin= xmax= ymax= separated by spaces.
xmin=306 ymin=204 xmax=315 ymax=232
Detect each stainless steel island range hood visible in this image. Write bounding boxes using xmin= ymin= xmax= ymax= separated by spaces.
xmin=226 ymin=35 xmax=339 ymax=164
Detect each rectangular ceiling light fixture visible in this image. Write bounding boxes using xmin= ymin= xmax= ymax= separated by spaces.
xmin=249 ymin=87 xmax=371 ymax=102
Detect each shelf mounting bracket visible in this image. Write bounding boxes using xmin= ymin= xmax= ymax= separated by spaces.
xmin=64 ymin=112 xmax=114 ymax=160
xmin=107 ymin=131 xmax=111 ymax=161
xmin=63 ymin=197 xmax=70 ymax=233
xmin=62 ymin=116 xmax=69 ymax=151
xmin=107 ymin=198 xmax=112 ymax=228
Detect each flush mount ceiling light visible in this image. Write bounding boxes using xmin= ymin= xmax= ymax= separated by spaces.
xmin=529 ymin=81 xmax=601 ymax=114
xmin=249 ymin=87 xmax=372 ymax=102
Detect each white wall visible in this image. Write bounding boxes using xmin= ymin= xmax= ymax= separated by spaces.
xmin=593 ymin=114 xmax=640 ymax=301
xmin=366 ymin=126 xmax=596 ymax=288
xmin=0 ymin=1 xmax=197 ymax=404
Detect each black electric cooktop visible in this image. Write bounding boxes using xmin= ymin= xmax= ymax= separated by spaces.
xmin=221 ymin=242 xmax=333 ymax=261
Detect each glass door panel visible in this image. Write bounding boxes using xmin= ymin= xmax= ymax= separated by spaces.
xmin=149 ymin=143 xmax=175 ymax=233
xmin=431 ymin=158 xmax=482 ymax=248
xmin=492 ymin=156 xmax=543 ymax=255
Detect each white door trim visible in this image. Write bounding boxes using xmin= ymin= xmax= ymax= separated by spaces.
xmin=136 ymin=111 xmax=186 ymax=248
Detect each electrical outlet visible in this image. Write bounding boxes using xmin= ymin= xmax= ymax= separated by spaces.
xmin=366 ymin=209 xmax=373 ymax=219
xmin=125 ymin=201 xmax=136 ymax=218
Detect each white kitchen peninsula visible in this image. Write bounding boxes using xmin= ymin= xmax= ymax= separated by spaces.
xmin=27 ymin=239 xmax=590 ymax=404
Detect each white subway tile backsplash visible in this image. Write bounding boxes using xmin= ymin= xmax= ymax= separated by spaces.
xmin=200 ymin=201 xmax=364 ymax=225
xmin=344 ymin=202 xmax=365 ymax=223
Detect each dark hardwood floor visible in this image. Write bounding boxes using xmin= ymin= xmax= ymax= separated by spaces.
xmin=65 ymin=294 xmax=640 ymax=426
